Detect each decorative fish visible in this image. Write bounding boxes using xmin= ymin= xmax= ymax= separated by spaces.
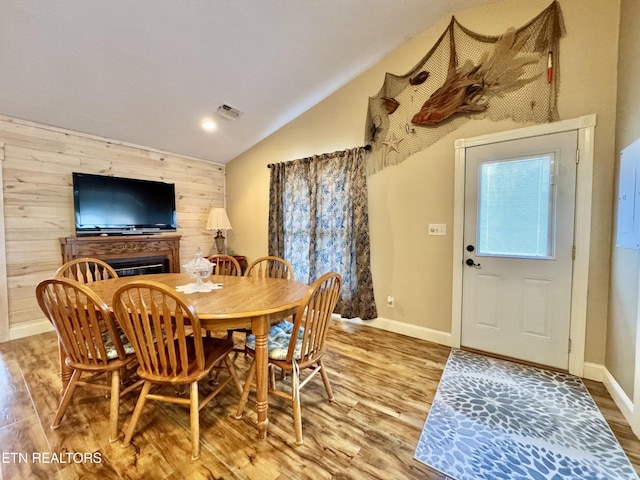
xmin=411 ymin=66 xmax=486 ymax=126
xmin=409 ymin=70 xmax=429 ymax=85
xmin=381 ymin=97 xmax=399 ymax=114
xmin=412 ymin=28 xmax=540 ymax=126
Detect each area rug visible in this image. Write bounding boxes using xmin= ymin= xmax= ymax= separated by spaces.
xmin=415 ymin=349 xmax=639 ymax=480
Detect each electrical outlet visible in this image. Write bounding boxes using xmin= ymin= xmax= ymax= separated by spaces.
xmin=386 ymin=295 xmax=395 ymax=308
xmin=428 ymin=224 xmax=446 ymax=236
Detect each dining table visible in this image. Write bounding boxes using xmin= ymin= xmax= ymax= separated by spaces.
xmin=71 ymin=272 xmax=311 ymax=441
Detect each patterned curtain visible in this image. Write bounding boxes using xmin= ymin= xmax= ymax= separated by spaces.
xmin=268 ymin=147 xmax=377 ymax=320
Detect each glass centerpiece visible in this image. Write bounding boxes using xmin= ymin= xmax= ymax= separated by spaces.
xmin=180 ymin=247 xmax=215 ymax=293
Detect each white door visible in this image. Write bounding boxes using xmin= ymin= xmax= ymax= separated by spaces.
xmin=461 ymin=131 xmax=577 ymax=370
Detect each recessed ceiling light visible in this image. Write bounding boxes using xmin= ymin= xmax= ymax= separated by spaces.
xmin=201 ymin=119 xmax=217 ymax=132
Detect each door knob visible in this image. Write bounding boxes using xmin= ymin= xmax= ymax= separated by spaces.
xmin=465 ymin=258 xmax=481 ymax=268
xmin=466 ymin=245 xmax=475 ymax=252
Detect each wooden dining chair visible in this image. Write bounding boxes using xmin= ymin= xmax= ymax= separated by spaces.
xmin=244 ymin=256 xmax=295 ymax=281
xmin=235 ymin=271 xmax=342 ymax=445
xmin=54 ymin=257 xmax=120 ymax=388
xmin=206 ymin=254 xmax=242 ymax=276
xmin=233 ymin=255 xmax=296 ymax=356
xmin=35 ymin=277 xmax=142 ymax=443
xmin=55 ymin=257 xmax=119 ymax=283
xmin=112 ymin=280 xmax=243 ymax=460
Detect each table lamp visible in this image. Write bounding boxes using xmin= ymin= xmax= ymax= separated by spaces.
xmin=206 ymin=207 xmax=233 ymax=253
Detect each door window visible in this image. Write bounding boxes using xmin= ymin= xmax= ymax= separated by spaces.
xmin=477 ymin=155 xmax=555 ymax=258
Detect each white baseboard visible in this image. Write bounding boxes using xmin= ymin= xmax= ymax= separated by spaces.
xmin=9 ymin=319 xmax=55 ymax=340
xmin=579 ymin=362 xmax=636 ymax=436
xmin=341 ymin=316 xmax=453 ymax=347
xmin=582 ymin=361 xmax=605 ymax=382
xmin=602 ymin=367 xmax=635 ymax=421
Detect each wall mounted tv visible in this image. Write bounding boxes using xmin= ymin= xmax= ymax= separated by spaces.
xmin=73 ymin=172 xmax=177 ymax=236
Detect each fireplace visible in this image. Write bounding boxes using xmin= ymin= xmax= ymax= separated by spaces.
xmin=105 ymin=255 xmax=171 ymax=277
xmin=60 ymin=234 xmax=181 ymax=275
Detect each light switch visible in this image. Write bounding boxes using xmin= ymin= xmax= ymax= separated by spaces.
xmin=429 ymin=224 xmax=446 ymax=236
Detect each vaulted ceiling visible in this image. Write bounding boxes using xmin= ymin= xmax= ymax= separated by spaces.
xmin=1 ymin=0 xmax=497 ymax=164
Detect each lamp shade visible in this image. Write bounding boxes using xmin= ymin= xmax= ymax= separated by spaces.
xmin=206 ymin=207 xmax=233 ymax=231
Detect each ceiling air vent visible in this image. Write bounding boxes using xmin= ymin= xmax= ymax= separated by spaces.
xmin=216 ymin=103 xmax=243 ymax=120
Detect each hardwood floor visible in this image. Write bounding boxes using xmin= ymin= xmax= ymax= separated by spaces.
xmin=0 ymin=321 xmax=638 ymax=479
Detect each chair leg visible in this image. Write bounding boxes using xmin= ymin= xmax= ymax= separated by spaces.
xmin=269 ymin=364 xmax=276 ymax=389
xmin=108 ymin=369 xmax=121 ymax=443
xmin=123 ymin=381 xmax=152 ymax=447
xmin=234 ymin=360 xmax=256 ymax=419
xmin=190 ymin=381 xmax=200 ymax=460
xmin=291 ymin=364 xmax=303 ymax=445
xmin=243 ymin=332 xmax=250 ymax=358
xmin=318 ymin=359 xmax=334 ymax=401
xmin=105 ymin=371 xmax=112 ymax=397
xmin=51 ymin=369 xmax=82 ymax=429
xmin=224 ymin=356 xmax=243 ymax=395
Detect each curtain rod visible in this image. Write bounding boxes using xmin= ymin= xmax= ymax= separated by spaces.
xmin=267 ymin=144 xmax=371 ymax=168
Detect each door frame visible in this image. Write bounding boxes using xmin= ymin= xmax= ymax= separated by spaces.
xmin=451 ymin=114 xmax=596 ymax=376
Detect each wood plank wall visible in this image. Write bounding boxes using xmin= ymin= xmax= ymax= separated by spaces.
xmin=0 ymin=143 xmax=8 ymax=342
xmin=0 ymin=116 xmax=225 ymax=337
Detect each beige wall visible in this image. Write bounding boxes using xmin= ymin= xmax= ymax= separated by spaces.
xmin=226 ymin=0 xmax=621 ymax=365
xmin=608 ymin=0 xmax=640 ymax=399
xmin=0 ymin=116 xmax=225 ymax=338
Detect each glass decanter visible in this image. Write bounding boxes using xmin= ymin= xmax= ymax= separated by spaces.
xmin=182 ymin=247 xmax=213 ymax=286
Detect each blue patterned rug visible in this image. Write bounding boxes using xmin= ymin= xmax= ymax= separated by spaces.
xmin=415 ymin=349 xmax=639 ymax=480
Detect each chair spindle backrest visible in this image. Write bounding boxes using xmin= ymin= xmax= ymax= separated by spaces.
xmin=113 ymin=280 xmax=205 ymax=378
xmin=36 ymin=278 xmax=126 ymax=366
xmin=206 ymin=254 xmax=242 ymax=276
xmin=287 ymin=272 xmax=341 ymax=364
xmin=55 ymin=257 xmax=118 ymax=283
xmin=245 ymin=256 xmax=294 ymax=281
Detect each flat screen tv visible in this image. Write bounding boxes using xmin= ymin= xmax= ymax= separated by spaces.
xmin=73 ymin=172 xmax=177 ymax=236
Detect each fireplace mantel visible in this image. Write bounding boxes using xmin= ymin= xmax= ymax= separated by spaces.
xmin=59 ymin=234 xmax=181 ymax=273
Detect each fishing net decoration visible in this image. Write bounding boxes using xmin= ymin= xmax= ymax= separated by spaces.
xmin=365 ymin=1 xmax=565 ymax=174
